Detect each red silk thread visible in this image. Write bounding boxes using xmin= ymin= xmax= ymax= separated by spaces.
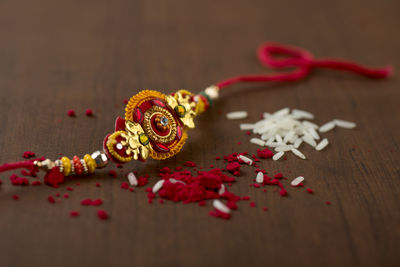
xmin=216 ymin=42 xmax=392 ymax=89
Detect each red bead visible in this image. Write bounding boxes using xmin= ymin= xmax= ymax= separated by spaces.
xmin=73 ymin=156 xmax=83 ymax=175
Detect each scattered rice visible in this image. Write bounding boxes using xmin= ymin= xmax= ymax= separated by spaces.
xmin=238 ymin=155 xmax=253 ymax=165
xmin=233 ymin=108 xmax=356 ymax=160
xmin=152 ymin=180 xmax=165 ymax=193
xmin=294 ymin=138 xmax=303 ymax=148
xmin=240 ymin=123 xmax=255 ymax=130
xmin=273 ymin=151 xmax=284 ymax=161
xmin=292 ymin=109 xmax=314 ymax=120
xmin=256 ymin=172 xmax=264 ymax=184
xmin=291 ymin=148 xmax=306 ymax=159
xmin=250 ymin=138 xmax=265 ymax=146
xmin=291 ymin=176 xmax=305 ymax=186
xmin=213 ymin=199 xmax=231 ymax=214
xmin=334 ymin=119 xmax=356 ymax=129
xmin=275 ymin=145 xmax=293 ymax=152
xmin=226 ymin=111 xmax=248 ymax=120
xmin=302 ymin=135 xmax=317 ymax=147
xmin=316 ymin=138 xmax=329 ymax=151
xmin=127 ymin=172 xmax=138 ymax=186
xmin=319 ymin=121 xmax=335 ymax=133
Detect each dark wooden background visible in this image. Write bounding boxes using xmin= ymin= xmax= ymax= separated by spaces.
xmin=0 ymin=0 xmax=399 ymax=266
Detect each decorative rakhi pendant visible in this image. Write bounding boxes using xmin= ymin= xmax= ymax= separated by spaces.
xmin=104 ymin=88 xmax=218 ymax=163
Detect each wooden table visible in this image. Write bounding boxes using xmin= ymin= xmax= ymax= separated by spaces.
xmin=0 ymin=0 xmax=399 ymax=266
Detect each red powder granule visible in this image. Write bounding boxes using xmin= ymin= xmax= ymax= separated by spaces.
xmin=55 ymin=193 xmax=60 ymax=197
xmin=67 ymin=109 xmax=76 ymax=117
xmin=263 ymin=207 xmax=268 ymax=211
xmin=48 ymin=195 xmax=56 ymax=204
xmin=70 ymin=211 xmax=80 ymax=217
xmin=198 ymin=200 xmax=206 ymax=206
xmin=306 ymin=188 xmax=313 ymax=194
xmin=274 ymin=173 xmax=283 ymax=179
xmin=253 ymin=184 xmax=261 ymax=188
xmin=227 ymin=201 xmax=238 ymax=210
xmin=22 ymin=151 xmax=35 ymax=159
xmin=63 ymin=193 xmax=69 ymax=198
xmin=175 ymin=166 xmax=183 ymax=171
xmin=96 ymin=183 xmax=101 ymax=187
xmin=12 ymin=194 xmax=19 ymax=200
xmin=9 ymin=174 xmax=29 ymax=186
xmin=257 ymin=148 xmax=274 ymax=159
xmin=184 ymin=161 xmax=196 ymax=167
xmin=237 ymin=142 xmax=241 ymax=145
xmin=250 ymin=201 xmax=256 ymax=207
xmin=81 ymin=199 xmax=92 ymax=206
xmin=263 ymin=189 xmax=267 ymax=192
xmin=31 ymin=181 xmax=42 ymax=186
xmin=116 ymin=163 xmax=123 ymax=168
xmin=85 ymin=109 xmax=93 ymax=116
xmin=97 ymin=210 xmax=109 ymax=220
xmin=325 ymin=201 xmax=331 ymax=205
xmin=210 ymin=164 xmax=214 ymax=168
xmin=121 ymin=182 xmax=129 ymax=189
xmin=209 ymin=209 xmax=231 ymax=220
xmin=92 ymin=199 xmax=103 ymax=206
xmin=242 ymin=196 xmax=250 ymax=200
xmin=246 ymin=131 xmax=251 ymax=136
xmin=279 ymin=188 xmax=288 ymax=196
xmin=159 ymin=199 xmax=165 ymax=204
xmin=137 ymin=176 xmax=149 ymax=187
xmin=123 ymin=99 xmax=129 ymax=104
xmin=108 ymin=170 xmax=117 ymax=178
xmin=215 ymin=156 xmax=221 ymax=160
xmin=66 ymin=186 xmax=73 ymax=191
xmin=129 ymin=187 xmax=135 ymax=192
xmin=226 ymin=162 xmax=241 ymax=175
xmin=76 ymin=183 xmax=80 ymax=186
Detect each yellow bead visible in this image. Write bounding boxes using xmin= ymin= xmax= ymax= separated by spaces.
xmin=61 ymin=156 xmax=71 ymax=176
xmin=83 ymin=154 xmax=96 ymax=174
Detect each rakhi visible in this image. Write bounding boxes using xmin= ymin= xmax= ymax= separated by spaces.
xmin=0 ymin=42 xmax=392 ymax=187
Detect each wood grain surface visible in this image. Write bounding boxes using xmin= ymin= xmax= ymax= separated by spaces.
xmin=0 ymin=0 xmax=399 ymax=266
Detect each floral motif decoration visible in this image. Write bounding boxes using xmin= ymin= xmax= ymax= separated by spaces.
xmin=165 ymin=90 xmax=197 ymax=129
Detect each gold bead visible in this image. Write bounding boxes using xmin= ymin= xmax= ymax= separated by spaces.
xmin=61 ymin=156 xmax=71 ymax=176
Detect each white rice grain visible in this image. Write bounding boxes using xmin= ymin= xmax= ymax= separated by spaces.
xmin=152 ymin=179 xmax=165 ymax=193
xmin=292 ymin=109 xmax=314 ymax=120
xmin=273 ymin=107 xmax=290 ymax=117
xmin=240 ymin=123 xmax=255 ymax=130
xmin=273 ymin=151 xmax=284 ymax=161
xmin=302 ymin=135 xmax=317 ymax=147
xmin=213 ymin=199 xmax=230 ymax=214
xmin=316 ymin=138 xmax=329 ymax=151
xmin=226 ymin=111 xmax=248 ymax=120
xmin=334 ymin=119 xmax=356 ymax=129
xmin=275 ymin=145 xmax=293 ymax=152
xmin=319 ymin=121 xmax=335 ymax=133
xmin=256 ymin=172 xmax=264 ymax=184
xmin=127 ymin=172 xmax=138 ymax=186
xmin=238 ymin=155 xmax=253 ymax=165
xmin=294 ymin=138 xmax=303 ymax=148
xmin=250 ymin=138 xmax=265 ymax=146
xmin=291 ymin=176 xmax=305 ymax=186
xmin=308 ymin=127 xmax=320 ymax=140
xmin=291 ymin=148 xmax=306 ymax=159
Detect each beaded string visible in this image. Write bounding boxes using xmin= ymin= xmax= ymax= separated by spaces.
xmin=0 ymin=41 xmax=392 ymax=187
